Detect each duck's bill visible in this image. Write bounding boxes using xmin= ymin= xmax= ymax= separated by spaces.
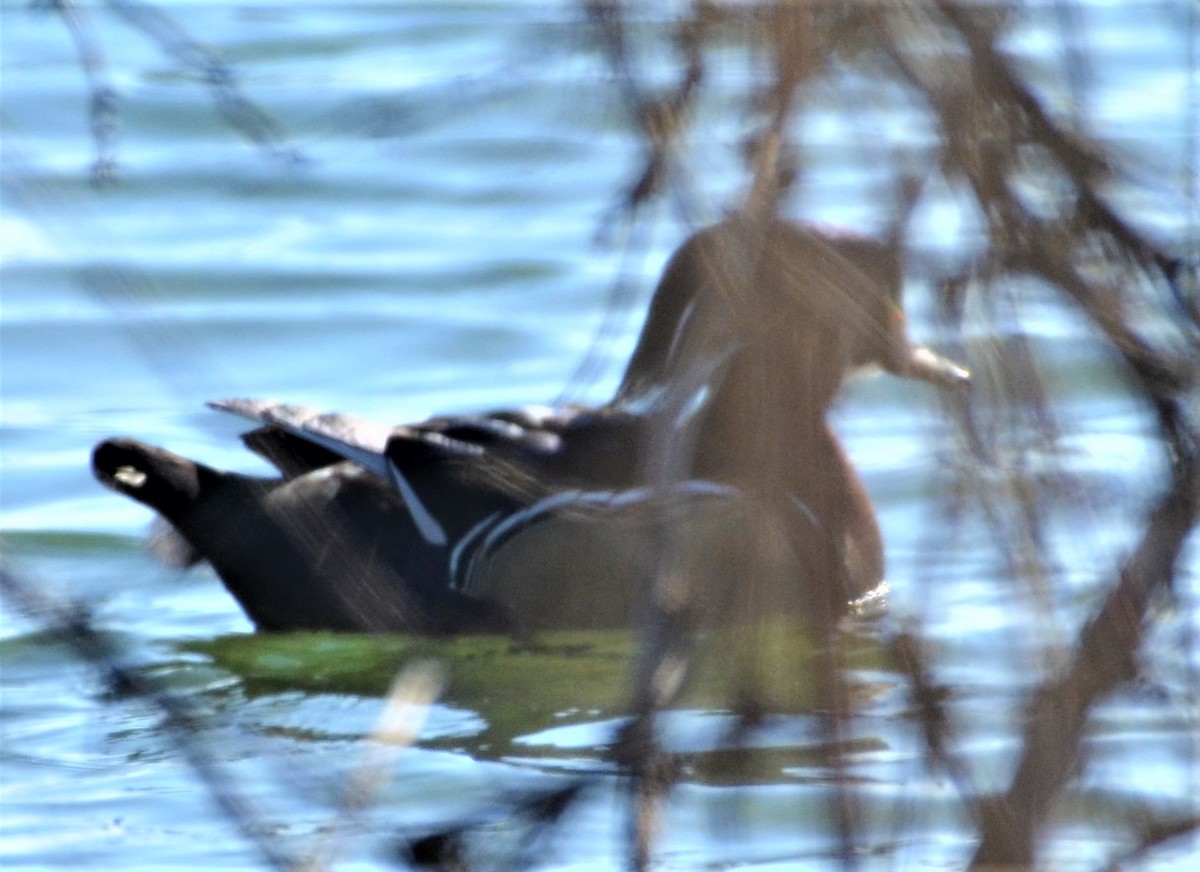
xmin=904 ymin=346 xmax=971 ymax=391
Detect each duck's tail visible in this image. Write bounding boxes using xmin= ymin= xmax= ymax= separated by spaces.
xmin=92 ymin=438 xmax=207 ymax=566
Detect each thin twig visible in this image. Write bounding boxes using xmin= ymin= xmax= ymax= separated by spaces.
xmin=0 ymin=564 xmax=302 ymax=872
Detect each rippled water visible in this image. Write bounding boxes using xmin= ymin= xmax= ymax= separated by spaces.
xmin=2 ymin=2 xmax=1197 ymax=869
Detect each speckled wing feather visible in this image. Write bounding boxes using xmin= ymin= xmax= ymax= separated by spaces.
xmin=209 ymin=398 xmax=588 ymax=547
xmin=209 ymin=398 xmax=396 ymax=477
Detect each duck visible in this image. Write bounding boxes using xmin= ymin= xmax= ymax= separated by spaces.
xmin=91 ymin=416 xmax=858 ymax=636
xmin=91 ymin=437 xmax=511 ymax=634
xmin=92 ymin=213 xmax=968 ymax=635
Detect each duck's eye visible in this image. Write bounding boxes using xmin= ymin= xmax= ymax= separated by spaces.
xmin=114 ymin=465 xmax=147 ymax=488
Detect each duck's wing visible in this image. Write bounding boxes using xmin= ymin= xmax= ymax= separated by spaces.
xmin=211 ymin=398 xmax=570 ymax=468
xmin=211 ymin=398 xmax=464 ymax=548
xmin=395 ymin=404 xmax=655 ymax=498
xmin=380 ymin=406 xmax=636 ymax=547
xmin=209 ymin=398 xmax=395 ymax=478
xmin=209 ymin=398 xmax=609 ymax=548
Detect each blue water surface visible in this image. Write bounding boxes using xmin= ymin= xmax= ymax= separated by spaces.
xmin=2 ymin=1 xmax=1197 ymax=869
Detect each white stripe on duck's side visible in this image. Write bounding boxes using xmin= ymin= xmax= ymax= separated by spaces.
xmin=448 ymin=510 xmax=505 ymax=589
xmin=387 ymin=461 xmax=448 ymax=546
xmin=453 ymin=479 xmax=737 ymax=597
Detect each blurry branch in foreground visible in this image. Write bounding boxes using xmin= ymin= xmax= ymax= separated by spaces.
xmin=874 ymin=7 xmax=1199 ymax=865
xmin=1 ymin=561 xmax=596 ymax=871
xmin=37 ymin=0 xmax=118 ymax=182
xmin=0 ymin=564 xmax=301 ymax=872
xmin=303 ymin=662 xmax=445 ymax=872
xmin=973 ymin=444 xmax=1197 ymax=866
xmin=590 ymin=2 xmax=885 ymax=866
xmin=870 ymin=6 xmax=1198 ymax=862
xmin=589 ymin=0 xmax=1198 ymax=868
xmin=37 ymin=0 xmax=304 ymax=185
xmin=11 ymin=0 xmax=1198 ymax=868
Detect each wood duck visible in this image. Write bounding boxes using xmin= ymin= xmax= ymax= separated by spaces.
xmin=93 ymin=215 xmax=967 ymax=634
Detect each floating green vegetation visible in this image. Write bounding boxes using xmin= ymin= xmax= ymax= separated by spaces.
xmin=184 ymin=621 xmax=894 ymax=759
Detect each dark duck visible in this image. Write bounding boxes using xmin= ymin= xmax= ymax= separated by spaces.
xmin=92 ymin=214 xmax=968 ymax=635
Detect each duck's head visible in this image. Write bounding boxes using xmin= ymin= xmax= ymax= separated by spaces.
xmin=616 ymin=215 xmax=969 ymax=410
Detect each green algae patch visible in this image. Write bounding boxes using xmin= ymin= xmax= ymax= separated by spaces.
xmin=183 ymin=622 xmax=892 ymax=753
xmin=184 ymin=630 xmax=635 ymax=747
